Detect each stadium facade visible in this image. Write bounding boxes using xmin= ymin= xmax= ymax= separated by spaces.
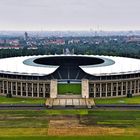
xmin=0 ymin=55 xmax=140 ymax=99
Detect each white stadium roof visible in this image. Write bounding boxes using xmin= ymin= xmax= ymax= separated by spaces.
xmin=0 ymin=55 xmax=140 ymax=76
xmin=0 ymin=55 xmax=58 ymax=76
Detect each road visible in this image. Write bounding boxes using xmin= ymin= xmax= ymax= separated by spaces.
xmin=0 ymin=104 xmax=140 ymax=110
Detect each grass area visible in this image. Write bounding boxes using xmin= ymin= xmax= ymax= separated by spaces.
xmin=94 ymin=96 xmax=140 ymax=104
xmin=0 ymin=110 xmax=49 ymax=128
xmin=0 ymin=110 xmax=140 ymax=128
xmin=87 ymin=110 xmax=140 ymax=128
xmin=0 ymin=136 xmax=140 ymax=140
xmin=0 ymin=109 xmax=88 ymax=116
xmin=0 ymin=96 xmax=45 ymax=104
xmin=58 ymin=83 xmax=81 ymax=94
xmin=45 ymin=109 xmax=88 ymax=115
xmin=0 ymin=110 xmax=140 ymax=137
xmin=0 ymin=109 xmax=87 ymax=128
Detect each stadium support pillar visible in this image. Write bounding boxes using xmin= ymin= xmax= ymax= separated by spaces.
xmin=21 ymin=82 xmax=23 ymax=96
xmin=43 ymin=83 xmax=45 ymax=98
xmin=37 ymin=83 xmax=39 ymax=98
xmin=82 ymin=79 xmax=89 ymax=98
xmin=94 ymin=83 xmax=96 ymax=97
xmin=50 ymin=80 xmax=57 ymax=98
xmin=138 ymin=80 xmax=140 ymax=94
xmin=111 ymin=82 xmax=113 ymax=96
xmin=11 ymin=82 xmax=13 ymax=96
xmin=26 ymin=83 xmax=28 ymax=97
xmin=121 ymin=82 xmax=123 ymax=96
xmin=31 ymin=83 xmax=33 ymax=97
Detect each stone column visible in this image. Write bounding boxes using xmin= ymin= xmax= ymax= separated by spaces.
xmin=82 ymin=79 xmax=89 ymax=98
xmin=21 ymin=82 xmax=23 ymax=96
xmin=130 ymin=81 xmax=132 ymax=94
xmin=105 ymin=83 xmax=108 ymax=97
xmin=11 ymin=82 xmax=13 ymax=96
xmin=31 ymin=83 xmax=33 ymax=97
xmin=2 ymin=81 xmax=4 ymax=94
xmin=126 ymin=81 xmax=128 ymax=95
xmin=111 ymin=82 xmax=113 ymax=97
xmin=50 ymin=80 xmax=57 ymax=98
xmin=37 ymin=83 xmax=39 ymax=97
xmin=26 ymin=82 xmax=28 ymax=97
xmin=16 ymin=82 xmax=18 ymax=96
xmin=121 ymin=82 xmax=123 ymax=96
xmin=116 ymin=82 xmax=118 ymax=97
xmin=6 ymin=81 xmax=8 ymax=95
xmin=94 ymin=83 xmax=96 ymax=98
xmin=134 ymin=80 xmax=136 ymax=94
xmin=0 ymin=81 xmax=1 ymax=94
xmin=138 ymin=80 xmax=140 ymax=94
xmin=100 ymin=83 xmax=102 ymax=97
xmin=43 ymin=83 xmax=45 ymax=98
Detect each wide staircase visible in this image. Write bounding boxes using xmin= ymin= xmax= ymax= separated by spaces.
xmin=45 ymin=95 xmax=95 ymax=109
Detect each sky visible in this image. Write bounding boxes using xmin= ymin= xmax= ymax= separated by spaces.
xmin=0 ymin=0 xmax=140 ymax=31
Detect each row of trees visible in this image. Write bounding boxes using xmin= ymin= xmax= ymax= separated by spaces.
xmin=0 ymin=41 xmax=140 ymax=59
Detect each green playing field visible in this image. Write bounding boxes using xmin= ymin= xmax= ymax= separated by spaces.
xmin=58 ymin=83 xmax=81 ymax=94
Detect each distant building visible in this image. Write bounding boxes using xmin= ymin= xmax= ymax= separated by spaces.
xmin=68 ymin=39 xmax=80 ymax=44
xmin=24 ymin=32 xmax=29 ymax=41
xmin=126 ymin=36 xmax=140 ymax=43
xmin=47 ymin=39 xmax=65 ymax=45
xmin=0 ymin=39 xmax=20 ymax=46
xmin=0 ymin=39 xmax=5 ymax=44
xmin=0 ymin=46 xmax=20 ymax=49
xmin=7 ymin=39 xmax=20 ymax=46
xmin=27 ymin=46 xmax=38 ymax=50
xmin=63 ymin=48 xmax=74 ymax=55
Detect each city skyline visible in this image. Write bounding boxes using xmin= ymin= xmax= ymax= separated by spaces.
xmin=0 ymin=0 xmax=140 ymax=31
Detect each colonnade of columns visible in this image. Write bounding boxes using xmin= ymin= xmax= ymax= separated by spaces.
xmin=0 ymin=79 xmax=51 ymax=98
xmin=89 ymin=79 xmax=140 ymax=98
xmin=0 ymin=78 xmax=140 ymax=98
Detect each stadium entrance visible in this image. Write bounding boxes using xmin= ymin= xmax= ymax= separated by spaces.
xmin=46 ymin=79 xmax=95 ymax=108
xmin=57 ymin=80 xmax=81 ymax=95
xmin=49 ymin=79 xmax=89 ymax=98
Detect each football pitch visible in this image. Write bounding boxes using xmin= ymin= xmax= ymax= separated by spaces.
xmin=58 ymin=83 xmax=81 ymax=94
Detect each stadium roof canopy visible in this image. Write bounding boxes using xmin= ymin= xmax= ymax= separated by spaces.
xmin=0 ymin=55 xmax=140 ymax=76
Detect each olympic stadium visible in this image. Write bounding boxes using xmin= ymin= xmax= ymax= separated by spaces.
xmin=0 ymin=54 xmax=140 ymax=104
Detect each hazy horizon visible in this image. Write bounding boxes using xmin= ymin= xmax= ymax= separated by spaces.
xmin=0 ymin=0 xmax=140 ymax=31
xmin=0 ymin=29 xmax=140 ymax=32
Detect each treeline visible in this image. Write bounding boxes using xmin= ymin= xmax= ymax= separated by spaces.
xmin=0 ymin=42 xmax=140 ymax=59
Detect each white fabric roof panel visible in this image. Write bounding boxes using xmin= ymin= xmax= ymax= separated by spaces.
xmin=0 ymin=55 xmax=58 ymax=76
xmin=80 ymin=56 xmax=140 ymax=76
xmin=0 ymin=55 xmax=140 ymax=76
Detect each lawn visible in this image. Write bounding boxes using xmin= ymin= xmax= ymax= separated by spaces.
xmin=0 ymin=109 xmax=88 ymax=116
xmin=94 ymin=96 xmax=140 ymax=104
xmin=0 ymin=110 xmax=139 ymax=137
xmin=58 ymin=83 xmax=81 ymax=94
xmin=0 ymin=102 xmax=139 ymax=138
xmin=87 ymin=110 xmax=140 ymax=128
xmin=45 ymin=109 xmax=88 ymax=115
xmin=0 ymin=96 xmax=45 ymax=104
xmin=1 ymin=136 xmax=140 ymax=140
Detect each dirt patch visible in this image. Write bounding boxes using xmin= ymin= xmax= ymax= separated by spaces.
xmin=49 ymin=119 xmax=84 ymax=128
xmin=48 ymin=117 xmax=125 ymax=136
xmin=48 ymin=127 xmax=125 ymax=136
